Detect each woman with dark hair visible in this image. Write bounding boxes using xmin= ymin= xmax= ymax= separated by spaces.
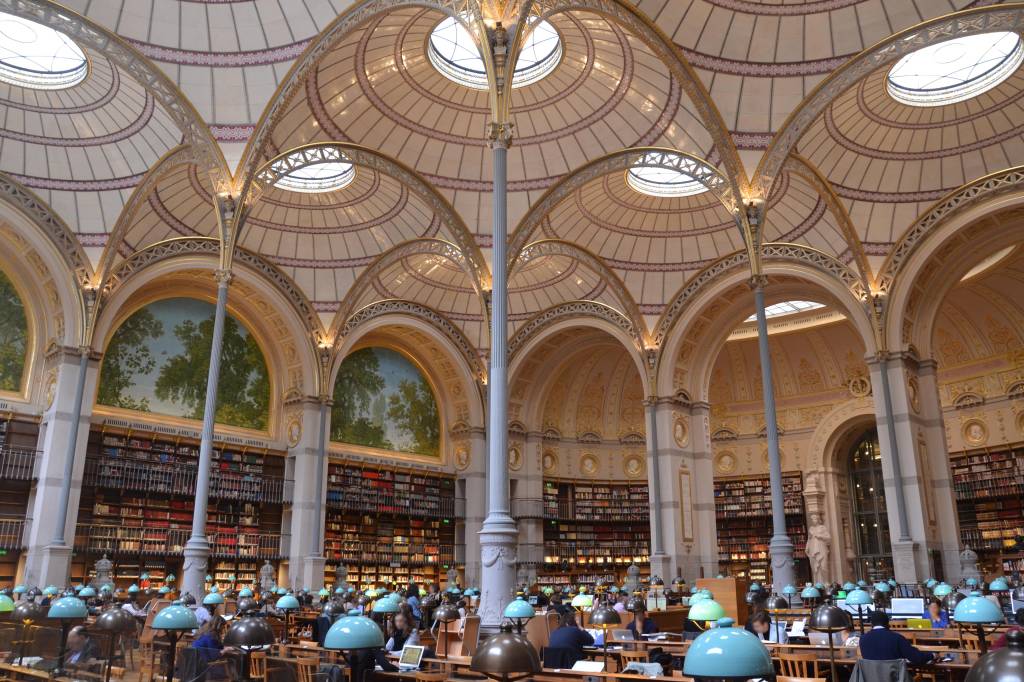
xmin=922 ymin=597 xmax=949 ymax=628
xmin=385 ymin=611 xmax=421 ymax=652
xmin=191 ymin=616 xmax=234 ymax=679
xmin=745 ymin=611 xmax=786 ymax=643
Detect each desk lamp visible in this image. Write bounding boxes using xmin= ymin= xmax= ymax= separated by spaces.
xmin=152 ymin=604 xmax=198 ymax=682
xmin=470 ymin=623 xmax=542 ymax=682
xmin=12 ymin=600 xmax=44 ymax=665
xmin=434 ymin=603 xmax=461 ymax=660
xmin=626 ymin=595 xmax=646 ymax=615
xmin=276 ymin=594 xmax=301 ymax=642
xmin=13 ymin=585 xmax=25 ymax=600
xmin=95 ymin=607 xmax=136 ymax=682
xmin=48 ymin=596 xmax=88 ymax=677
xmin=767 ymin=596 xmax=789 ymax=642
xmin=688 ymin=598 xmax=726 ymax=631
xmin=203 ymin=590 xmax=225 ymax=618
xmin=239 ymin=587 xmax=254 ymax=599
xmin=966 ymin=578 xmax=980 ymax=589
xmin=954 ymin=592 xmax=1004 ymax=654
xmin=800 ymin=584 xmax=822 ymax=607
xmin=782 ymin=584 xmax=798 ymax=608
xmin=319 ymin=588 xmax=330 ymax=603
xmin=683 ymin=618 xmax=775 ymax=682
xmin=225 ymin=614 xmax=276 ymax=682
xmin=933 ymin=583 xmax=954 ymax=598
xmin=503 ymin=595 xmax=535 ymax=634
xmin=965 ymin=629 xmax=1024 ymax=682
xmin=989 ymin=578 xmax=1010 ymax=609
xmin=842 ymin=582 xmax=857 ymax=592
xmin=570 ymin=593 xmax=593 ymax=613
xmin=237 ymin=596 xmax=259 ymax=614
xmin=324 ymin=615 xmax=386 ymax=682
xmin=590 ymin=605 xmax=622 ymax=670
xmin=371 ymin=593 xmax=400 ymax=637
xmin=0 ymin=593 xmax=13 ymax=620
xmin=845 ymin=588 xmax=872 ymax=633
xmin=945 ymin=590 xmax=966 ymax=613
xmin=808 ymin=605 xmax=852 ymax=682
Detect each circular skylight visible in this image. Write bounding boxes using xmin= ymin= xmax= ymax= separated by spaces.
xmin=887 ymin=31 xmax=1024 ymax=107
xmin=272 ymin=157 xmax=355 ymax=194
xmin=0 ymin=12 xmax=87 ymax=90
xmin=744 ymin=300 xmax=825 ymax=322
xmin=428 ymin=17 xmax=561 ymax=90
xmin=626 ymin=155 xmax=709 ymax=198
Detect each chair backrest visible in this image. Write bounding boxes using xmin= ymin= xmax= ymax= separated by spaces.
xmin=778 ymin=652 xmax=821 ymax=678
xmin=250 ymin=651 xmax=268 ymax=679
xmin=295 ymin=656 xmax=319 ymax=682
xmin=525 ymin=612 xmax=551 ymax=652
xmin=460 ymin=615 xmax=481 ymax=657
xmin=851 ymin=658 xmax=910 ymax=682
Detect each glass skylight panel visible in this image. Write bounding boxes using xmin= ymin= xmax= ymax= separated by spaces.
xmin=744 ymin=300 xmax=825 ymax=322
xmin=887 ymin=32 xmax=1024 ymax=107
xmin=273 ymin=158 xmax=355 ymax=194
xmin=0 ymin=11 xmax=88 ymax=89
xmin=626 ymin=154 xmax=709 ymax=198
xmin=428 ymin=16 xmax=561 ymax=90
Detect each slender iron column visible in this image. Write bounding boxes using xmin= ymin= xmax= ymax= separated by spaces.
xmin=183 ymin=270 xmax=232 ymax=599
xmin=752 ymin=277 xmax=795 ymax=593
xmin=478 ymin=123 xmax=518 ymax=628
xmin=50 ymin=348 xmax=90 ymax=545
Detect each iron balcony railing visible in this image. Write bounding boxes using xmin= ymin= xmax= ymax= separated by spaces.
xmin=73 ymin=524 xmax=284 ymax=559
xmin=83 ymin=457 xmax=285 ymax=504
xmin=0 ymin=519 xmax=24 ymax=550
xmin=325 ymin=487 xmax=455 ymax=518
xmin=0 ymin=447 xmax=38 ymax=481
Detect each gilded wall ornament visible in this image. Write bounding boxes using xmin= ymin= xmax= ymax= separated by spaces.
xmin=286 ymin=414 xmax=302 ymax=447
xmin=542 ymin=449 xmax=557 ymax=474
xmin=673 ymin=414 xmax=689 ymax=448
xmin=623 ymin=454 xmax=644 ymax=478
xmin=962 ymin=418 xmax=988 ymax=447
xmin=508 ymin=446 xmax=522 ymax=472
xmin=580 ymin=453 xmax=598 ymax=476
xmin=454 ymin=445 xmax=470 ymax=471
xmin=714 ymin=451 xmax=736 ymax=475
xmin=848 ymin=376 xmax=871 ymax=398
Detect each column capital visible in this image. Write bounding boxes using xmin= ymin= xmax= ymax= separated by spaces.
xmin=748 ymin=273 xmax=769 ymax=290
xmin=213 ymin=268 xmax=233 ymax=286
xmin=487 ymin=121 xmax=514 ymax=149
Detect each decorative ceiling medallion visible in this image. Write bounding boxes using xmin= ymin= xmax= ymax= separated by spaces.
xmin=623 ymin=454 xmax=644 ymax=479
xmin=542 ymin=449 xmax=557 ymax=474
xmin=887 ymin=32 xmax=1024 ymax=107
xmin=579 ymin=453 xmax=598 ymax=477
xmin=962 ymin=418 xmax=988 ymax=447
xmin=673 ymin=414 xmax=689 ymax=448
xmin=626 ymin=152 xmax=710 ymax=198
xmin=427 ymin=16 xmax=561 ymax=90
xmin=714 ymin=451 xmax=736 ymax=475
xmin=0 ymin=12 xmax=87 ymax=90
xmin=508 ymin=445 xmax=522 ymax=472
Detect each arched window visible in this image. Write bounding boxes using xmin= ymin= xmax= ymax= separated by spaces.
xmin=848 ymin=429 xmax=893 ymax=581
xmin=0 ymin=269 xmax=28 ymax=392
xmin=331 ymin=347 xmax=440 ymax=457
xmin=98 ymin=298 xmax=270 ymax=430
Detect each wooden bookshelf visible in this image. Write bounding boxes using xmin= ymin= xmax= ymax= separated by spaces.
xmin=951 ymin=444 xmax=1024 ymax=575
xmin=714 ymin=472 xmax=807 ymax=583
xmin=540 ymin=479 xmax=651 ymax=585
xmin=74 ymin=425 xmax=285 ymax=589
xmin=324 ymin=461 xmax=456 ymax=588
xmin=0 ymin=413 xmax=36 ymax=584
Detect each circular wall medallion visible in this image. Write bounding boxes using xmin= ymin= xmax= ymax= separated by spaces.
xmin=962 ymin=419 xmax=988 ymax=447
xmin=454 ymin=445 xmax=470 ymax=471
xmin=542 ymin=449 xmax=557 ymax=474
xmin=286 ymin=415 xmax=302 ymax=447
xmin=43 ymin=370 xmax=57 ymax=409
xmin=714 ymin=451 xmax=736 ymax=475
xmin=508 ymin=446 xmax=522 ymax=472
xmin=623 ymin=454 xmax=645 ymax=478
xmin=848 ymin=376 xmax=871 ymax=398
xmin=673 ymin=414 xmax=689 ymax=448
xmin=580 ymin=453 xmax=598 ymax=476
xmin=907 ymin=376 xmax=921 ymax=414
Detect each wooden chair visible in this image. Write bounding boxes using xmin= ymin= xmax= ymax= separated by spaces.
xmin=249 ymin=651 xmax=269 ymax=682
xmin=618 ymin=650 xmax=650 ymax=668
xmin=777 ymin=652 xmax=825 ymax=679
xmin=777 ymin=677 xmax=828 ymax=682
xmin=295 ymin=656 xmax=320 ymax=682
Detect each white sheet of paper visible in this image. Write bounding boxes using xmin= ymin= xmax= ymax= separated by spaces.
xmin=789 ymin=619 xmax=806 ymax=637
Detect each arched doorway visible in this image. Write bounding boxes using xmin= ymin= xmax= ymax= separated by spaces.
xmin=848 ymin=429 xmax=893 ymax=581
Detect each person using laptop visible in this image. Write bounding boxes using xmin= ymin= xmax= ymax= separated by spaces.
xmin=627 ymin=605 xmax=658 ymax=636
xmin=745 ymin=611 xmax=787 ymax=643
xmin=859 ymin=611 xmax=934 ymax=664
xmin=548 ymin=612 xmax=595 ymax=658
xmin=385 ymin=612 xmax=420 ymax=652
xmin=923 ymin=598 xmax=949 ymax=628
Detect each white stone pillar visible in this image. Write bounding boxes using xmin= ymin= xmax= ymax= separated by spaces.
xmin=182 ymin=271 xmax=231 ymax=600
xmin=644 ymin=401 xmax=670 ymax=579
xmin=458 ymin=428 xmax=487 ymax=588
xmin=287 ymin=397 xmax=330 ymax=590
xmin=512 ymin=432 xmax=544 ymax=586
xmin=23 ymin=346 xmax=100 ymax=587
xmin=478 ymin=123 xmax=518 ymax=627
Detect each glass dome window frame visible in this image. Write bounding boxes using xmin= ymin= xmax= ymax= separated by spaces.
xmin=0 ymin=11 xmax=88 ymax=90
xmin=262 ymin=147 xmax=357 ymax=195
xmin=624 ymin=151 xmax=719 ymax=199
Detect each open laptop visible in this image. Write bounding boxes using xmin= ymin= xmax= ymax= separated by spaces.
xmin=611 ymin=628 xmax=635 ymax=642
xmin=905 ymin=618 xmax=933 ymax=630
xmin=398 ymin=645 xmax=425 ymax=671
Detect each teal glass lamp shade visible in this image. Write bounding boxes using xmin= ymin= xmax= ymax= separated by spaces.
xmin=925 ymin=579 xmax=938 ymax=589
xmin=503 ymin=597 xmax=535 ymax=620
xmin=570 ymin=594 xmax=593 ymax=609
xmin=140 ymin=573 xmax=149 ymax=580
xmin=153 ymin=605 xmax=198 ymax=631
xmin=43 ymin=585 xmax=58 ymax=596
xmin=335 ymin=587 xmax=346 ymax=594
xmin=128 ymin=584 xmax=140 ymax=594
xmin=324 ymin=616 xmax=386 ymax=650
xmin=13 ymin=585 xmax=26 ymax=595
xmin=276 ymin=595 xmax=301 ymax=611
xmin=166 ymin=574 xmax=176 ymax=583
xmin=989 ymin=578 xmax=1010 ymax=592
xmin=158 ymin=587 xmax=170 ymax=594
xmin=205 ymin=575 xmax=213 ymax=582
xmin=955 ymin=593 xmax=1004 ymax=624
xmin=465 ymin=588 xmax=479 ymax=597
xmin=347 ymin=609 xmax=361 ymax=616
xmin=814 ymin=582 xmax=825 ymax=590
xmin=319 ymin=589 xmax=330 ymax=597
xmin=845 ymin=589 xmax=872 ymax=606
xmin=967 ymin=578 xmax=980 ymax=588
xmin=0 ymin=594 xmax=15 ymax=613
xmin=857 ymin=580 xmax=867 ymax=587
xmin=203 ymin=592 xmax=225 ymax=606
xmin=371 ymin=597 xmax=399 ymax=614
xmin=238 ymin=588 xmax=254 ymax=598
xmin=689 ymin=599 xmax=726 ymax=622
xmin=842 ymin=582 xmax=857 ymax=592
xmin=78 ymin=587 xmax=97 ymax=598
xmin=783 ymin=585 xmax=798 ymax=596
xmin=801 ymin=586 xmax=822 ymax=599
xmin=749 ymin=583 xmax=761 ymax=592
xmin=47 ymin=597 xmax=88 ymax=620
xmin=689 ymin=592 xmax=708 ymax=604
xmin=934 ymin=583 xmax=954 ymax=597
xmin=874 ymin=582 xmax=891 ymax=593
xmin=683 ymin=621 xmax=773 ymax=680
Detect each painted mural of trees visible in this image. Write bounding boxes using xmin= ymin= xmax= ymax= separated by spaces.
xmin=96 ymin=307 xmax=163 ymax=410
xmin=0 ymin=270 xmax=28 ymax=392
xmin=332 ymin=347 xmax=440 ymax=457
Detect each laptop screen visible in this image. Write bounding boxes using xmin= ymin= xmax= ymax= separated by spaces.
xmin=399 ymin=645 xmax=425 ymax=668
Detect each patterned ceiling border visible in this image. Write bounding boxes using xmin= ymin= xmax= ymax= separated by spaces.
xmin=876 ymin=165 xmax=1024 ymax=294
xmin=0 ymin=0 xmax=229 ymax=189
xmin=507 ymin=299 xmax=643 ymax=361
xmin=754 ymin=4 xmax=1024 ymax=195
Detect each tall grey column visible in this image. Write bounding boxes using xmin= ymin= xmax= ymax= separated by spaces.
xmin=183 ymin=270 xmax=232 ymax=599
xmin=644 ymin=400 xmax=668 ymax=577
xmin=877 ymin=354 xmax=911 ymax=541
xmin=49 ymin=349 xmax=89 ymax=546
xmin=303 ymin=399 xmax=329 ymax=587
xmin=751 ymin=278 xmax=795 ymax=593
xmin=478 ymin=123 xmax=518 ymax=628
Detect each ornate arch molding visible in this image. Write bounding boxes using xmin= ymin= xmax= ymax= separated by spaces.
xmin=754 ymin=5 xmax=1024 ymax=195
xmin=100 ymin=237 xmax=324 ymax=349
xmin=238 ymin=143 xmax=489 ymax=291
xmin=338 ymin=299 xmax=486 ymax=387
xmin=0 ymin=171 xmax=91 ymax=287
xmin=877 ymin=166 xmax=1024 ymax=295
xmin=508 ymin=300 xmax=644 ymax=363
xmin=513 ymin=239 xmax=646 ymax=339
xmin=0 ymin=0 xmax=229 ymax=188
xmin=329 ymin=238 xmax=489 ymax=343
xmin=807 ymin=400 xmax=877 ymax=473
xmin=509 ymin=147 xmax=737 ymax=262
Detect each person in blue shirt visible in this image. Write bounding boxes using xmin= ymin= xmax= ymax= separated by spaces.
xmin=923 ymin=598 xmax=949 ymax=628
xmin=745 ymin=611 xmax=787 ymax=643
xmin=627 ymin=605 xmax=658 ymax=636
xmin=191 ymin=616 xmax=234 ymax=679
xmin=406 ymin=582 xmax=422 ymax=625
xmin=859 ymin=611 xmax=934 ymax=665
xmin=548 ymin=612 xmax=595 ymax=656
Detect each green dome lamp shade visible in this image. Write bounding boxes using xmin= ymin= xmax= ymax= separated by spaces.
xmin=800 ymin=585 xmax=822 ymax=607
xmin=683 ymin=619 xmax=774 ymax=681
xmin=503 ymin=597 xmax=536 ymax=634
xmin=238 ymin=588 xmax=254 ymax=598
xmin=0 ymin=594 xmax=14 ymax=616
xmin=42 ymin=585 xmax=59 ymax=597
xmin=874 ymin=582 xmax=891 ymax=593
xmin=324 ymin=616 xmax=386 ymax=651
xmin=470 ymin=624 xmax=542 ymax=682
xmin=277 ymin=595 xmax=301 ymax=611
xmin=967 ymin=578 xmax=980 ymax=588
xmin=989 ymin=578 xmax=1010 ymax=592
xmin=165 ymin=574 xmax=176 ymax=584
xmin=965 ymin=629 xmax=1024 ymax=682
xmin=842 ymin=582 xmax=857 ymax=592
xmin=152 ymin=605 xmax=198 ymax=682
xmin=782 ymin=584 xmax=798 ymax=608
xmin=954 ymin=592 xmax=1005 ymax=654
xmin=48 ymin=597 xmax=89 ymax=677
xmin=127 ymin=584 xmax=140 ymax=594
xmin=933 ymin=583 xmax=954 ymax=598
xmin=925 ymin=578 xmax=938 ymax=589
xmin=808 ymin=605 xmax=853 ymax=682
xmin=203 ymin=592 xmax=225 ymax=606
xmin=688 ymin=599 xmax=726 ymax=629
xmin=158 ymin=587 xmax=170 ymax=595
xmin=589 ymin=605 xmax=622 ymax=669
xmin=844 ymin=588 xmax=873 ymax=633
xmin=570 ymin=594 xmax=593 ymax=611
xmin=335 ymin=587 xmax=346 ymax=595
xmin=319 ymin=588 xmax=331 ymax=599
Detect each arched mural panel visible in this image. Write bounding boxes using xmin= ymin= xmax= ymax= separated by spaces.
xmin=0 ymin=269 xmax=29 ymax=393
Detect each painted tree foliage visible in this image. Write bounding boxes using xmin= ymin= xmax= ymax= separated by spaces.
xmin=331 ymin=347 xmax=440 ymax=457
xmin=98 ymin=298 xmax=270 ymax=430
xmin=0 ymin=270 xmax=28 ymax=392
